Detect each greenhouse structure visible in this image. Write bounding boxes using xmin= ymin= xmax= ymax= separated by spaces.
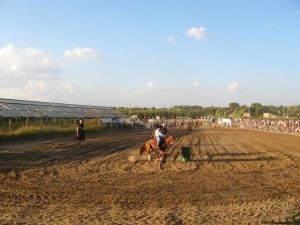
xmin=0 ymin=98 xmax=128 ymax=132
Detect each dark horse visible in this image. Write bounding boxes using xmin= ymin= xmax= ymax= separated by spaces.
xmin=75 ymin=122 xmax=85 ymax=146
xmin=140 ymin=135 xmax=175 ymax=163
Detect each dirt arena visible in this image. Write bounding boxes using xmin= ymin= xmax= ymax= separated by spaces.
xmin=1 ymin=128 xmax=300 ymax=224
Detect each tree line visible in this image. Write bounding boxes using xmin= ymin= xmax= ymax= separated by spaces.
xmin=117 ymin=103 xmax=300 ymax=119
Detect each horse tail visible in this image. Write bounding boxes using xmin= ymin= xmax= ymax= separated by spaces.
xmin=140 ymin=144 xmax=147 ymax=155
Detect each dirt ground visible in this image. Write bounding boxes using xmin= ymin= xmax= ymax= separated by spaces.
xmin=1 ymin=128 xmax=300 ymax=225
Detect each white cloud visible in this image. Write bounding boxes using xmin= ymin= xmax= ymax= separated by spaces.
xmin=192 ymin=80 xmax=200 ymax=87
xmin=136 ymin=81 xmax=175 ymax=96
xmin=137 ymin=81 xmax=157 ymax=95
xmin=228 ymin=82 xmax=240 ymax=93
xmin=0 ymin=44 xmax=62 ymax=78
xmin=64 ymin=47 xmax=102 ymax=60
xmin=166 ymin=35 xmax=175 ymax=43
xmin=62 ymin=82 xmax=74 ymax=94
xmin=187 ymin=27 xmax=208 ymax=40
xmin=120 ymin=88 xmax=128 ymax=93
xmin=0 ymin=80 xmax=74 ymax=101
xmin=0 ymin=44 xmax=74 ymax=101
xmin=24 ymin=80 xmax=47 ymax=93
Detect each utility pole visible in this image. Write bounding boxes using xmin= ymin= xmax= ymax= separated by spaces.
xmin=129 ymin=101 xmax=132 ymax=127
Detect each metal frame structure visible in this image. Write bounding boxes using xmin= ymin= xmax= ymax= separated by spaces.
xmin=0 ymin=98 xmax=126 ymax=119
xmin=0 ymin=98 xmax=128 ymax=133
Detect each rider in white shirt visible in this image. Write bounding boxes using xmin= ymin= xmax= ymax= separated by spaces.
xmin=155 ymin=125 xmax=166 ymax=149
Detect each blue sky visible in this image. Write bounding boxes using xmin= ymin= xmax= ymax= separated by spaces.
xmin=0 ymin=0 xmax=299 ymax=107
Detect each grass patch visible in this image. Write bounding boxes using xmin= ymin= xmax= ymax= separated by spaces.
xmin=0 ymin=125 xmax=111 ymax=143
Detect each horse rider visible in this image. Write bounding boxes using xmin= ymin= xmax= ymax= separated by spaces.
xmin=76 ymin=119 xmax=85 ymax=144
xmin=151 ymin=121 xmax=160 ymax=139
xmin=155 ymin=124 xmax=166 ymax=150
xmin=161 ymin=123 xmax=168 ymax=135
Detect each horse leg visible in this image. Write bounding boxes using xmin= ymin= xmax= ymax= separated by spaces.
xmin=160 ymin=152 xmax=167 ymax=169
xmin=154 ymin=151 xmax=159 ymax=163
xmin=147 ymin=154 xmax=151 ymax=162
xmin=155 ymin=151 xmax=162 ymax=163
xmin=160 ymin=160 xmax=165 ymax=169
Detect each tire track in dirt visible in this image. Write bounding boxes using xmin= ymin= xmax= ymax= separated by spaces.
xmin=233 ymin=130 xmax=297 ymax=172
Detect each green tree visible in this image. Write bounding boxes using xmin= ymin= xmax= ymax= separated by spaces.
xmin=229 ymin=102 xmax=240 ymax=109
xmin=255 ymin=107 xmax=267 ymax=117
xmin=250 ymin=103 xmax=263 ymax=108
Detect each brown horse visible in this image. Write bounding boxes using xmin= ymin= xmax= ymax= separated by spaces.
xmin=140 ymin=135 xmax=175 ymax=162
xmin=75 ymin=123 xmax=85 ymax=146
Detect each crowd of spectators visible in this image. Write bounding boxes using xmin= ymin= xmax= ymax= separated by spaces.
xmin=142 ymin=117 xmax=300 ymax=134
xmin=232 ymin=118 xmax=300 ymax=133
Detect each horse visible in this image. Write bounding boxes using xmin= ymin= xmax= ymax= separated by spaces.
xmin=75 ymin=124 xmax=85 ymax=146
xmin=139 ymin=135 xmax=175 ymax=163
xmin=75 ymin=132 xmax=85 ymax=146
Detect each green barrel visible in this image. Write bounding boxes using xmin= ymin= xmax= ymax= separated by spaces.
xmin=181 ymin=146 xmax=192 ymax=162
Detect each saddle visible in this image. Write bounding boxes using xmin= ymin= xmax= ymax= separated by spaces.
xmin=151 ymin=138 xmax=167 ymax=151
xmin=151 ymin=138 xmax=158 ymax=147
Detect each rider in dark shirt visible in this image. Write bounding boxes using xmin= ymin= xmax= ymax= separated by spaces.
xmin=161 ymin=123 xmax=167 ymax=135
xmin=76 ymin=120 xmax=85 ymax=139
